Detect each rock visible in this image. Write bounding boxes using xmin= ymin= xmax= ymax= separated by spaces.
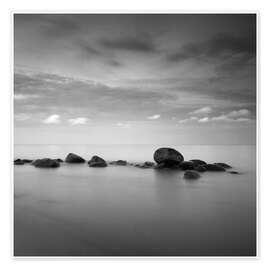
xmin=153 ymin=148 xmax=184 ymax=167
xmin=144 ymin=161 xmax=155 ymax=167
xmin=229 ymin=171 xmax=239 ymax=174
xmin=194 ymin=165 xmax=207 ymax=172
xmin=135 ymin=161 xmax=155 ymax=169
xmin=179 ymin=161 xmax=194 ymax=170
xmin=65 ymin=153 xmax=85 ymax=163
xmin=213 ymin=162 xmax=232 ymax=169
xmin=204 ymin=164 xmax=226 ymax=171
xmin=189 ymin=159 xmax=207 ymax=166
xmin=22 ymin=159 xmax=33 ymax=163
xmin=14 ymin=159 xmax=24 ymax=165
xmin=55 ymin=158 xmax=63 ymax=162
xmin=32 ymin=158 xmax=60 ymax=168
xmin=110 ymin=160 xmax=127 ymax=166
xmin=88 ymin=155 xmax=107 ymax=167
xmin=183 ymin=170 xmax=201 ymax=180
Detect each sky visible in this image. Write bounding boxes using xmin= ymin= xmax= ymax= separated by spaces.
xmin=14 ymin=14 xmax=256 ymax=145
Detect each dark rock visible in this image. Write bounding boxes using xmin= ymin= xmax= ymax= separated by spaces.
xmin=195 ymin=165 xmax=207 ymax=172
xmin=55 ymin=158 xmax=63 ymax=163
xmin=179 ymin=161 xmax=194 ymax=170
xmin=229 ymin=171 xmax=239 ymax=174
xmin=65 ymin=153 xmax=85 ymax=163
xmin=88 ymin=155 xmax=107 ymax=167
xmin=110 ymin=160 xmax=127 ymax=166
xmin=184 ymin=170 xmax=201 ymax=180
xmin=14 ymin=159 xmax=24 ymax=165
xmin=204 ymin=164 xmax=226 ymax=171
xmin=189 ymin=159 xmax=207 ymax=166
xmin=213 ymin=162 xmax=232 ymax=169
xmin=144 ymin=161 xmax=155 ymax=167
xmin=22 ymin=159 xmax=33 ymax=163
xmin=135 ymin=161 xmax=155 ymax=169
xmin=153 ymin=148 xmax=184 ymax=167
xmin=32 ymin=158 xmax=60 ymax=168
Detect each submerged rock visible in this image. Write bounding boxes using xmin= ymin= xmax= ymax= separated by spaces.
xmin=65 ymin=153 xmax=85 ymax=163
xmin=213 ymin=162 xmax=232 ymax=169
xmin=179 ymin=161 xmax=194 ymax=170
xmin=110 ymin=160 xmax=127 ymax=166
xmin=22 ymin=159 xmax=33 ymax=163
xmin=88 ymin=155 xmax=107 ymax=167
xmin=189 ymin=159 xmax=207 ymax=166
xmin=229 ymin=171 xmax=239 ymax=174
xmin=135 ymin=161 xmax=155 ymax=169
xmin=32 ymin=158 xmax=60 ymax=168
xmin=153 ymin=148 xmax=184 ymax=167
xmin=204 ymin=164 xmax=226 ymax=171
xmin=194 ymin=165 xmax=207 ymax=172
xmin=184 ymin=170 xmax=201 ymax=180
xmin=14 ymin=159 xmax=24 ymax=165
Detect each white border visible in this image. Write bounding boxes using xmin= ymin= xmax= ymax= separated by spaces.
xmin=1 ymin=0 xmax=267 ymax=268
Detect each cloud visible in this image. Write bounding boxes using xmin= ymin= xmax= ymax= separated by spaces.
xmin=68 ymin=117 xmax=88 ymax=125
xmin=14 ymin=94 xmax=40 ymax=100
xmin=147 ymin=114 xmax=160 ymax=120
xmin=189 ymin=106 xmax=213 ymax=115
xmin=100 ymin=36 xmax=156 ymax=53
xmin=43 ymin=114 xmax=61 ymax=124
xmin=14 ymin=113 xmax=31 ymax=121
xmin=116 ymin=122 xmax=131 ymax=128
xmin=198 ymin=117 xmax=209 ymax=123
xmin=179 ymin=108 xmax=252 ymax=124
xmin=166 ymin=33 xmax=256 ymax=73
xmin=227 ymin=109 xmax=250 ymax=117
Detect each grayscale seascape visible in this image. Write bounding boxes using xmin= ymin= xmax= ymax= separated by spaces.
xmin=14 ymin=14 xmax=256 ymax=256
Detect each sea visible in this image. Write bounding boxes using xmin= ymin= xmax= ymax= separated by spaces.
xmin=14 ymin=144 xmax=256 ymax=256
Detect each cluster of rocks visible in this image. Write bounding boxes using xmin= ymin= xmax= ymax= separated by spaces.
xmin=14 ymin=147 xmax=238 ymax=178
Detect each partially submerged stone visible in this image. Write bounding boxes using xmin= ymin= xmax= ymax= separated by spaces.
xmin=135 ymin=161 xmax=155 ymax=169
xmin=32 ymin=158 xmax=60 ymax=168
xmin=22 ymin=159 xmax=33 ymax=163
xmin=184 ymin=170 xmax=201 ymax=180
xmin=179 ymin=161 xmax=194 ymax=170
xmin=204 ymin=164 xmax=226 ymax=172
xmin=189 ymin=159 xmax=207 ymax=166
xmin=213 ymin=162 xmax=232 ymax=169
xmin=65 ymin=153 xmax=85 ymax=163
xmin=194 ymin=165 xmax=207 ymax=172
xmin=110 ymin=160 xmax=127 ymax=166
xmin=229 ymin=171 xmax=239 ymax=174
xmin=88 ymin=155 xmax=107 ymax=167
xmin=14 ymin=159 xmax=24 ymax=165
xmin=153 ymin=147 xmax=184 ymax=167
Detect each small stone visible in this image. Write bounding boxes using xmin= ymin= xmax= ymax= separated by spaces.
xmin=229 ymin=171 xmax=239 ymax=174
xmin=213 ymin=162 xmax=232 ymax=169
xmin=204 ymin=164 xmax=226 ymax=172
xmin=194 ymin=165 xmax=207 ymax=172
xmin=88 ymin=156 xmax=107 ymax=167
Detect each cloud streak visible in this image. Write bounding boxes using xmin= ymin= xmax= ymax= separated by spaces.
xmin=43 ymin=114 xmax=61 ymax=124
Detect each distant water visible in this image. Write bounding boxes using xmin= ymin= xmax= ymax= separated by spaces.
xmin=14 ymin=145 xmax=256 ymax=256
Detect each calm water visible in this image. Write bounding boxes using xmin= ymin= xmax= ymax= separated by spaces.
xmin=14 ymin=145 xmax=256 ymax=256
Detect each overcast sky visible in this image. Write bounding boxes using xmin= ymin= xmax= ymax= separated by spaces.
xmin=14 ymin=14 xmax=256 ymax=145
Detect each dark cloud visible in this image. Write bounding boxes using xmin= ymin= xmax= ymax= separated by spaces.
xmin=100 ymin=36 xmax=157 ymax=53
xmin=167 ymin=33 xmax=256 ymax=72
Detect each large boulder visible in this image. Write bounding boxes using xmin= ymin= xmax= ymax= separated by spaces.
xmin=32 ymin=158 xmax=60 ymax=168
xmin=153 ymin=148 xmax=184 ymax=167
xmin=184 ymin=170 xmax=201 ymax=180
xmin=189 ymin=159 xmax=207 ymax=166
xmin=88 ymin=156 xmax=107 ymax=167
xmin=204 ymin=164 xmax=226 ymax=171
xmin=65 ymin=153 xmax=85 ymax=163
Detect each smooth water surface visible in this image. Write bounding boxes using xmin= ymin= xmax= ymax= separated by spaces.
xmin=14 ymin=145 xmax=256 ymax=256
